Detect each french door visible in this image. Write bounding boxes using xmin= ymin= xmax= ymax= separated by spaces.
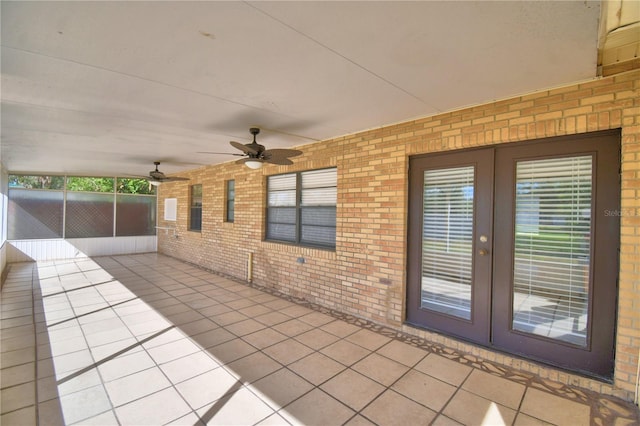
xmin=407 ymin=131 xmax=620 ymax=378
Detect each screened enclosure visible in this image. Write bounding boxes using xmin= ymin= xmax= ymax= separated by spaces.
xmin=8 ymin=175 xmax=156 ymax=239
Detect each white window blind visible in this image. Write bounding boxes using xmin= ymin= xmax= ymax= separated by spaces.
xmin=512 ymin=155 xmax=592 ymax=346
xmin=301 ymin=168 xmax=336 ymax=247
xmin=267 ymin=173 xmax=296 ymax=242
xmin=421 ymin=166 xmax=474 ymax=320
xmin=301 ymin=169 xmax=337 ymax=206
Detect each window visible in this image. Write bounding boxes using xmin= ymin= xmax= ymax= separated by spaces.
xmin=189 ymin=184 xmax=202 ymax=231
xmin=226 ymin=180 xmax=235 ymax=222
xmin=267 ymin=168 xmax=337 ymax=249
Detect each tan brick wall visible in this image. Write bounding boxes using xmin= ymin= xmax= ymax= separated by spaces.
xmin=158 ymin=70 xmax=640 ymax=401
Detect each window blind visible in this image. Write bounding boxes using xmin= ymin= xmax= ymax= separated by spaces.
xmin=301 ymin=168 xmax=336 ymax=247
xmin=421 ymin=166 xmax=474 ymax=320
xmin=267 ymin=168 xmax=336 ymax=248
xmin=512 ymin=155 xmax=592 ymax=346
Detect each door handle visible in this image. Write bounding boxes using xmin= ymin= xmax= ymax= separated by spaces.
xmin=478 ymin=248 xmax=489 ymax=256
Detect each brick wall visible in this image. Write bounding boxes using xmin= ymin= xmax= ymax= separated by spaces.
xmin=158 ymin=69 xmax=640 ymax=401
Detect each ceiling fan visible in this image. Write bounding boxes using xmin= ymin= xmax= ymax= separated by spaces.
xmin=200 ymin=128 xmax=302 ymax=169
xmin=145 ymin=162 xmax=190 ymax=186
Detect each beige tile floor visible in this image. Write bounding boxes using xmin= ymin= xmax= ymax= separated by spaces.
xmin=1 ymin=253 xmax=638 ymax=426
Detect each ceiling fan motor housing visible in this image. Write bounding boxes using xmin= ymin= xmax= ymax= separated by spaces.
xmin=224 ymin=127 xmax=303 ymax=166
xmin=247 ymin=128 xmax=266 ymax=158
xmin=149 ymin=161 xmax=165 ymax=179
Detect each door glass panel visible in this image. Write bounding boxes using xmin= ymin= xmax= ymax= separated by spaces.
xmin=421 ymin=166 xmax=474 ymax=320
xmin=512 ymin=156 xmax=592 ymax=346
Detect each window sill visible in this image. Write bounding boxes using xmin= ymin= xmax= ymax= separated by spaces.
xmin=262 ymin=240 xmax=337 ymax=260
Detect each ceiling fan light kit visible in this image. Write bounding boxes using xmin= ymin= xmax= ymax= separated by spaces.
xmin=244 ymin=159 xmax=264 ymax=169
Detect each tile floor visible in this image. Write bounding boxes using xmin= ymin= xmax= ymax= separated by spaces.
xmin=1 ymin=253 xmax=638 ymax=425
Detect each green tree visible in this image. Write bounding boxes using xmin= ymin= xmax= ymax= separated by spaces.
xmin=117 ymin=178 xmax=155 ymax=195
xmin=9 ymin=175 xmax=154 ymax=195
xmin=8 ymin=175 xmax=64 ymax=189
xmin=66 ymin=177 xmax=114 ymax=192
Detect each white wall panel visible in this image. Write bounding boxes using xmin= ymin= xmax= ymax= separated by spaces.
xmin=7 ymin=236 xmax=157 ymax=262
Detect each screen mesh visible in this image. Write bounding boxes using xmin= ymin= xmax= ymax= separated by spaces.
xmin=116 ymin=194 xmax=156 ymax=236
xmin=65 ymin=192 xmax=114 ymax=238
xmin=8 ymin=189 xmax=64 ymax=239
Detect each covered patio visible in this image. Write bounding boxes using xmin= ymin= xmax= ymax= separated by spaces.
xmin=1 ymin=254 xmax=638 ymax=425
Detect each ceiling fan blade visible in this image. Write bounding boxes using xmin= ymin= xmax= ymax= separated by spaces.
xmin=123 ymin=174 xmax=152 ymax=179
xmin=145 ymin=162 xmax=190 ymax=182
xmin=264 ymin=157 xmax=294 ymax=166
xmin=262 ymin=149 xmax=303 ymax=160
xmin=162 ymin=176 xmax=190 ymax=182
xmin=197 ymin=151 xmax=245 ymax=157
xmin=230 ymin=141 xmax=259 ymax=155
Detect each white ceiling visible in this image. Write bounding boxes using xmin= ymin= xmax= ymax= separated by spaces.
xmin=1 ymin=1 xmax=601 ymax=177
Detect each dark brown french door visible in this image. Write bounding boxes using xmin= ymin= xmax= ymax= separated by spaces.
xmin=407 ymin=148 xmax=494 ymax=344
xmin=407 ymin=131 xmax=620 ymax=378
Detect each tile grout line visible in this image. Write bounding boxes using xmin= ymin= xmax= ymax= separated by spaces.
xmin=426 ymin=365 xmax=475 ymax=425
xmin=41 ymin=278 xmax=117 ymax=298
xmin=513 ymin=385 xmax=528 ymax=425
